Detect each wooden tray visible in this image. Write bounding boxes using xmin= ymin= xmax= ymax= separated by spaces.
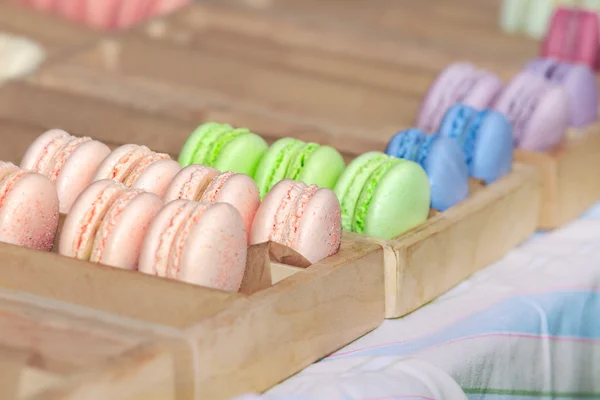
xmin=0 ymin=285 xmax=174 ymax=400
xmin=0 ymin=2 xmax=98 ymax=61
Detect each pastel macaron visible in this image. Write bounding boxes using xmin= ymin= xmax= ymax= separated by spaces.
xmin=164 ymin=165 xmax=260 ymax=237
xmin=385 ymin=129 xmax=469 ymax=211
xmin=93 ymin=144 xmax=181 ymax=197
xmin=250 ymin=179 xmax=341 ymax=264
xmin=493 ymin=71 xmax=571 ymax=151
xmin=254 ymin=137 xmax=345 ymax=198
xmin=20 ymin=129 xmax=111 ymax=213
xmin=334 ymin=152 xmax=430 ymax=240
xmin=439 ymin=105 xmax=513 ymax=184
xmin=417 ymin=63 xmax=503 ymax=134
xmin=525 ymin=58 xmax=598 ymax=127
xmin=542 ymin=7 xmax=600 ymax=70
xmin=0 ymin=161 xmax=59 ymax=251
xmin=139 ymin=199 xmax=247 ymax=291
xmin=59 ymin=180 xmax=163 ymax=270
xmin=178 ymin=122 xmax=268 ymax=177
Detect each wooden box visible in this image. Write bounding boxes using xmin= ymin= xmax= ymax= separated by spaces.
xmin=0 ymin=284 xmax=174 ymax=399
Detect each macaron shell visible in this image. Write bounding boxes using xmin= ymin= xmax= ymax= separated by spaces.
xmin=55 ymin=140 xmax=111 ymax=213
xmin=296 ymin=145 xmax=345 ymax=190
xmin=424 ymin=137 xmax=469 ymax=211
xmin=200 ymin=173 xmax=259 ymax=238
xmin=93 ymin=144 xmax=151 ymax=182
xmin=19 ymin=129 xmax=71 ymax=172
xmin=294 ymin=188 xmax=341 ymax=264
xmin=91 ymin=192 xmax=163 ymax=270
xmin=524 ymin=0 xmax=555 ymax=38
xmin=250 ymin=179 xmax=294 ymax=246
xmin=462 ymin=73 xmax=503 ymax=110
xmin=557 ymin=64 xmax=598 ymax=127
xmin=214 ymin=133 xmax=268 ymax=177
xmin=58 ymin=180 xmax=125 ymax=259
xmin=138 ymin=199 xmax=196 ymax=277
xmin=131 ymin=159 xmax=181 ymax=197
xmin=472 ymin=112 xmax=514 ymax=184
xmin=543 ymin=8 xmax=569 ymax=60
xmin=178 ymin=202 xmax=247 ymax=291
xmin=163 ymin=164 xmax=220 ymax=203
xmin=574 ymin=10 xmax=599 ymax=67
xmin=363 ymin=161 xmax=430 ymax=240
xmin=519 ymin=85 xmax=570 ymax=151
xmin=254 ymin=137 xmax=302 ymax=197
xmin=0 ymin=172 xmax=59 ymax=251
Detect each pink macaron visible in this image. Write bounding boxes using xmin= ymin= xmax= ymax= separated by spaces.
xmin=59 ymin=180 xmax=163 ymax=270
xmin=93 ymin=144 xmax=181 ymax=197
xmin=138 ymin=199 xmax=247 ymax=291
xmin=250 ymin=179 xmax=341 ymax=264
xmin=417 ymin=63 xmax=503 ymax=133
xmin=85 ymin=0 xmax=122 ymax=30
xmin=0 ymin=161 xmax=59 ymax=251
xmin=56 ymin=0 xmax=86 ymax=22
xmin=20 ymin=129 xmax=111 ymax=213
xmin=493 ymin=71 xmax=571 ymax=151
xmin=165 ymin=166 xmax=260 ymax=238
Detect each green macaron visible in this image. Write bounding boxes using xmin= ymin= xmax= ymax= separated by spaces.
xmin=254 ymin=137 xmax=346 ymax=198
xmin=334 ymin=152 xmax=430 ymax=240
xmin=178 ymin=122 xmax=268 ymax=177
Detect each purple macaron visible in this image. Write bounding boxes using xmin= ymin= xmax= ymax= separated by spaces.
xmin=525 ymin=58 xmax=597 ymax=128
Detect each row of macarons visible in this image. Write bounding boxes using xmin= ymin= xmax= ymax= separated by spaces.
xmin=417 ymin=58 xmax=598 ymax=154
xmin=11 ymin=0 xmax=189 ymax=30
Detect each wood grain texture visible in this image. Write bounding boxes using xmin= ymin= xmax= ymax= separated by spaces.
xmin=515 ymin=122 xmax=600 ymax=229
xmin=0 ymin=2 xmax=98 ymax=60
xmin=168 ymin=238 xmax=384 ymax=399
xmin=347 ymin=165 xmax=540 ymax=318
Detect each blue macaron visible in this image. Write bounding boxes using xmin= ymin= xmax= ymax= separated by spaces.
xmin=386 ymin=129 xmax=469 ymax=211
xmin=438 ymin=104 xmax=513 ymax=184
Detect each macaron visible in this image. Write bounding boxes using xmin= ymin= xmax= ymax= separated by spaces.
xmin=20 ymin=129 xmax=111 ymax=213
xmin=525 ymin=58 xmax=598 ymax=127
xmin=334 ymin=152 xmax=430 ymax=240
xmin=250 ymin=179 xmax=341 ymax=264
xmin=0 ymin=161 xmax=59 ymax=251
xmin=254 ymin=137 xmax=346 ymax=199
xmin=93 ymin=144 xmax=181 ymax=197
xmin=417 ymin=63 xmax=503 ymax=134
xmin=85 ymin=0 xmax=122 ymax=30
xmin=138 ymin=199 xmax=247 ymax=291
xmin=439 ymin=105 xmax=513 ymax=184
xmin=385 ymin=129 xmax=469 ymax=211
xmin=178 ymin=122 xmax=268 ymax=177
xmin=493 ymin=71 xmax=571 ymax=151
xmin=542 ymin=7 xmax=600 ymax=70
xmin=59 ymin=180 xmax=163 ymax=270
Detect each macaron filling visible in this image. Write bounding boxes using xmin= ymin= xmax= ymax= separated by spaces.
xmin=102 ymin=146 xmax=152 ymax=182
xmin=32 ymin=132 xmax=71 ymax=174
xmin=73 ymin=183 xmax=125 ymax=260
xmin=154 ymin=202 xmax=196 ymax=277
xmin=123 ymin=153 xmax=170 ymax=187
xmin=48 ymin=137 xmax=92 ymax=182
xmin=0 ymin=170 xmax=28 ymax=210
xmin=262 ymin=140 xmax=305 ymax=195
xmin=90 ymin=190 xmax=144 ymax=263
xmin=338 ymin=154 xmax=389 ymax=231
xmin=462 ymin=111 xmax=487 ymax=168
xmin=285 ymin=184 xmax=318 ymax=248
xmin=352 ymin=159 xmax=397 ymax=234
xmin=168 ymin=203 xmax=209 ymax=279
xmin=415 ymin=134 xmax=437 ymax=168
xmin=202 ymin=171 xmax=234 ymax=203
xmin=286 ymin=143 xmax=319 ymax=181
xmin=206 ymin=128 xmax=249 ymax=166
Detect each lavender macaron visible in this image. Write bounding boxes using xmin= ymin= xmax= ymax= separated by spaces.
xmin=525 ymin=58 xmax=598 ymax=128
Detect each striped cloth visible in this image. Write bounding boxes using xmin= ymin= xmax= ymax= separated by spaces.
xmin=232 ymin=204 xmax=600 ymax=400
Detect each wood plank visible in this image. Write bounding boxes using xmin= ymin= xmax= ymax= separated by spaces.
xmin=515 ymin=122 xmax=600 ymax=229
xmin=0 ymin=2 xmax=98 ymax=60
